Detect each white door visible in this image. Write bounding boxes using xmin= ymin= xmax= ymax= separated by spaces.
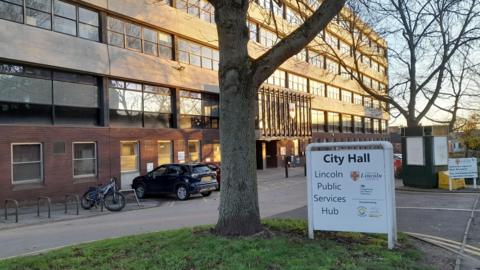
xmin=120 ymin=141 xmax=140 ymax=189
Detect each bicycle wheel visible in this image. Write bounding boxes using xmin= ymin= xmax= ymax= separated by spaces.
xmin=103 ymin=192 xmax=126 ymax=211
xmin=80 ymin=191 xmax=95 ymax=210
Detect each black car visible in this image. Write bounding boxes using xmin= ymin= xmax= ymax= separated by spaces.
xmin=132 ymin=163 xmax=218 ymax=200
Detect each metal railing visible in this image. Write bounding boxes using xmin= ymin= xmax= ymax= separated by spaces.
xmin=37 ymin=196 xmax=51 ymax=218
xmin=4 ymin=199 xmax=19 ymax=223
xmin=64 ymin=194 xmax=79 ymax=215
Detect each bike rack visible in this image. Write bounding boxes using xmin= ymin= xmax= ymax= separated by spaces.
xmin=37 ymin=196 xmax=51 ymax=218
xmin=119 ymin=189 xmax=141 ymax=208
xmin=4 ymin=199 xmax=19 ymax=223
xmin=64 ymin=194 xmax=79 ymax=215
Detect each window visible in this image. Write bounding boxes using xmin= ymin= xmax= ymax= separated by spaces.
xmin=188 ymin=140 xmax=201 ymax=162
xmin=178 ymin=39 xmax=219 ymax=71
xmin=73 ymin=142 xmax=96 ymax=177
xmin=308 ymin=50 xmax=324 ymax=69
xmin=340 ymin=66 xmax=351 ymax=80
xmin=247 ymin=21 xmax=258 ymax=42
xmin=53 ymin=0 xmax=76 ymax=35
xmin=286 ymin=7 xmax=302 ymax=25
xmin=1 ymin=0 xmax=99 ymax=41
xmin=109 ymin=80 xmax=173 ymax=128
xmin=339 ymin=40 xmax=351 ymax=56
xmin=373 ymin=119 xmax=380 ymax=133
xmin=107 ymin=16 xmax=174 ymax=60
xmin=26 ymin=0 xmax=52 ymax=29
xmin=342 ymin=115 xmax=352 ymax=133
xmin=310 ymin=80 xmax=325 ymax=96
xmin=176 ymin=0 xmax=215 ymax=24
xmin=311 ymin=110 xmax=325 ymax=133
xmin=325 ymin=58 xmax=339 ymax=74
xmin=213 ymin=143 xmax=221 ymax=162
xmin=259 ymin=27 xmax=279 ymax=48
xmin=365 ymin=118 xmax=372 ymax=133
xmin=288 ymin=74 xmax=307 ymax=92
xmin=354 ymin=116 xmax=363 ymax=133
xmin=258 ymin=0 xmax=283 ymax=17
xmin=0 ymin=62 xmax=99 ymax=126
xmin=364 ymin=97 xmax=372 ymax=108
xmin=158 ymin=141 xmax=173 ymax=165
xmin=179 ymin=90 xmax=219 ymax=129
xmin=327 ymin=85 xmax=340 ymax=100
xmin=325 ymin=33 xmax=338 ymax=49
xmin=341 ymin=90 xmax=352 ymax=103
xmin=266 ymin=69 xmax=286 ymax=87
xmin=0 ymin=0 xmax=24 ymax=23
xmin=11 ymin=143 xmax=43 ymax=183
xmin=120 ymin=141 xmax=139 ymax=172
xmin=373 ymin=99 xmax=380 ymax=109
xmin=78 ymin=7 xmax=99 ymax=41
xmin=293 ymin=49 xmax=307 ymax=62
xmin=327 ymin=112 xmax=340 ymax=132
xmin=354 ymin=93 xmax=363 ymax=105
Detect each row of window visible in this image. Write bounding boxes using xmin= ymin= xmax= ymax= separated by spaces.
xmin=11 ymin=140 xmax=221 ymax=184
xmin=265 ymin=69 xmax=385 ymax=108
xmin=11 ymin=142 xmax=96 ymax=183
xmin=311 ymin=110 xmax=387 ymax=134
xmin=0 ymin=0 xmax=99 ymax=41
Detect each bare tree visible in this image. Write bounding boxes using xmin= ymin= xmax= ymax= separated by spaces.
xmin=423 ymin=47 xmax=480 ymax=131
xmin=203 ymin=0 xmax=346 ymax=236
xmin=321 ymin=0 xmax=480 ymax=127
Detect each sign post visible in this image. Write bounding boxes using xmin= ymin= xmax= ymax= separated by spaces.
xmin=448 ymin=158 xmax=478 ymax=190
xmin=306 ymin=141 xmax=397 ymax=249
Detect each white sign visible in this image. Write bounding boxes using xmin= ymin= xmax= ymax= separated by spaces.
xmin=178 ymin=151 xmax=185 ymax=163
xmin=306 ymin=141 xmax=397 ymax=249
xmin=448 ymin=158 xmax=478 ymax=179
xmin=280 ymin=147 xmax=287 ymax=156
xmin=289 ymin=103 xmax=296 ymax=119
xmin=433 ymin=137 xmax=448 ymax=166
xmin=406 ymin=137 xmax=424 ymax=165
xmin=146 ymin=162 xmax=154 ymax=172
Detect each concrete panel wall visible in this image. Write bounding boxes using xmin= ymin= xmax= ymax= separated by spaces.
xmin=108 ymin=46 xmax=219 ymax=93
xmin=0 ymin=20 xmax=109 ymax=75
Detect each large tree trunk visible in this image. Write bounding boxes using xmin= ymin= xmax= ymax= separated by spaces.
xmin=214 ymin=0 xmax=262 ymax=236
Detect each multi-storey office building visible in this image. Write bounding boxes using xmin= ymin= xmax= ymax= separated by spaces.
xmin=0 ymin=0 xmax=388 ymax=201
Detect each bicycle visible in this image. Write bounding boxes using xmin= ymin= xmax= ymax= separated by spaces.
xmin=80 ymin=177 xmax=126 ymax=211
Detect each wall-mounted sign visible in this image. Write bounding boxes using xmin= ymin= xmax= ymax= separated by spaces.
xmin=306 ymin=141 xmax=397 ymax=249
xmin=289 ymin=102 xmax=296 ymax=119
xmin=280 ymin=147 xmax=287 ymax=156
xmin=146 ymin=162 xmax=154 ymax=172
xmin=178 ymin=151 xmax=185 ymax=163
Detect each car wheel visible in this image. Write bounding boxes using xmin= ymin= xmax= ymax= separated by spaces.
xmin=135 ymin=184 xmax=146 ymax=199
xmin=201 ymin=191 xmax=212 ymax=197
xmin=176 ymin=185 xmax=190 ymax=201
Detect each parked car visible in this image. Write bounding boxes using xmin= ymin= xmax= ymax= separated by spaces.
xmin=205 ymin=162 xmax=221 ymax=190
xmin=132 ymin=163 xmax=218 ymax=200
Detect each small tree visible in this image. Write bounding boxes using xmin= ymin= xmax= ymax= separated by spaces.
xmin=460 ymin=113 xmax=480 ymax=151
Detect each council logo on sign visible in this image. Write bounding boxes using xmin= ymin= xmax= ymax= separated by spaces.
xmin=357 ymin=206 xmax=367 ymax=217
xmin=350 ymin=171 xmax=360 ymax=181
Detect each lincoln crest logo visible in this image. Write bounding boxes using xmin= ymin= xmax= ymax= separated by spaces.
xmin=350 ymin=171 xmax=360 ymax=181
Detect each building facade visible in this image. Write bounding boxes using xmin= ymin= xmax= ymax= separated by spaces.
xmin=0 ymin=0 xmax=389 ymax=202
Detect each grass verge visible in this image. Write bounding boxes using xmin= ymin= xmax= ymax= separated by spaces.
xmin=0 ymin=219 xmax=428 ymax=270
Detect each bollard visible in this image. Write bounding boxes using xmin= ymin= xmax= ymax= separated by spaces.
xmin=304 ymin=162 xmax=307 ymax=177
xmin=285 ymin=159 xmax=289 ymax=178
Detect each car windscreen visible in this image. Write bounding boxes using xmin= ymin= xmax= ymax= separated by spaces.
xmin=192 ymin=165 xmax=212 ymax=174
